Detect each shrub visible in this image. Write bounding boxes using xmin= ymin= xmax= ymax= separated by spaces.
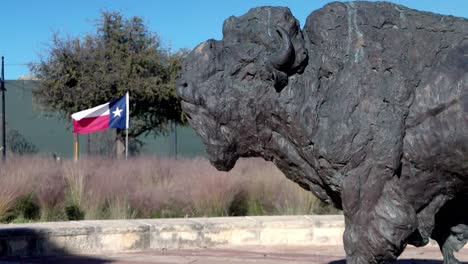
xmin=0 ymin=158 xmax=37 ymax=221
xmin=36 ymin=170 xmax=67 ymax=221
xmin=7 ymin=129 xmax=38 ymax=155
xmin=65 ymin=204 xmax=84 ymax=220
xmin=228 ymin=190 xmax=249 ymax=216
xmin=10 ymin=193 xmax=40 ymax=221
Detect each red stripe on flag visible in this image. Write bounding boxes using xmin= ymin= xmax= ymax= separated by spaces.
xmin=72 ymin=115 xmax=110 ymax=134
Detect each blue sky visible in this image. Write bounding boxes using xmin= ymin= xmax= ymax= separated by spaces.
xmin=2 ymin=0 xmax=468 ymax=79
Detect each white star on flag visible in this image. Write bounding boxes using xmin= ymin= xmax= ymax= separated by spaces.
xmin=112 ymin=107 xmax=123 ymax=117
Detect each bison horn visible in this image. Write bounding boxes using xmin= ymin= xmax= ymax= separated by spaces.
xmin=268 ymin=26 xmax=295 ymax=71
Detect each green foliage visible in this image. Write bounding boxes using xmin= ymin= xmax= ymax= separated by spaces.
xmin=11 ymin=217 xmax=34 ymax=224
xmin=150 ymin=207 xmax=187 ymax=219
xmin=3 ymin=193 xmax=40 ymax=223
xmin=7 ymin=129 xmax=38 ymax=155
xmin=247 ymin=199 xmax=267 ymax=216
xmin=312 ymin=200 xmax=342 ymax=215
xmin=227 ymin=191 xmax=249 ymax=216
xmin=65 ymin=204 xmax=84 ymax=220
xmin=31 ymin=11 xmax=185 ymax=140
xmin=40 ymin=208 xmax=67 ymax=222
xmin=15 ymin=194 xmax=40 ymax=220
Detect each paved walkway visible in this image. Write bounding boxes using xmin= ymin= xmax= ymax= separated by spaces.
xmin=0 ymin=246 xmax=467 ymax=264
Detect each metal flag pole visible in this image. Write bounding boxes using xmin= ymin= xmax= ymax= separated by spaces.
xmin=125 ymin=91 xmax=129 ymax=160
xmin=1 ymin=56 xmax=6 ymax=162
xmin=125 ymin=129 xmax=128 ymax=160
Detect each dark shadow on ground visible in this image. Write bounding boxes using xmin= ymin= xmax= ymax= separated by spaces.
xmin=0 ymin=256 xmax=113 ymax=263
xmin=329 ymin=259 xmax=468 ymax=264
xmin=0 ymin=227 xmax=113 ymax=263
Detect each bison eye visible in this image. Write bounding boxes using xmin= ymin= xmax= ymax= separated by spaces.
xmin=243 ymin=72 xmax=255 ymax=81
xmin=238 ymin=63 xmax=257 ymax=81
xmin=177 ymin=79 xmax=188 ymax=88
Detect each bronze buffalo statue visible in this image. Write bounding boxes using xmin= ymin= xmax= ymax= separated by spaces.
xmin=176 ymin=1 xmax=468 ymax=263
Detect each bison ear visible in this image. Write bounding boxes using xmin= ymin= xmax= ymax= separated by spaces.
xmin=268 ymin=26 xmax=295 ymax=72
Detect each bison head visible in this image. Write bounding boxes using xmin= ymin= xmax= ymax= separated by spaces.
xmin=177 ymin=7 xmax=308 ymax=171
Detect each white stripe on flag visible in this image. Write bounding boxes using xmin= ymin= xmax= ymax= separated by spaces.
xmin=71 ymin=102 xmax=110 ymax=121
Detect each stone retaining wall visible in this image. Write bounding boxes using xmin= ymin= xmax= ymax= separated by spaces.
xmin=0 ymin=215 xmax=439 ymax=257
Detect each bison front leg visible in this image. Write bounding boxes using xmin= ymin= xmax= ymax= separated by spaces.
xmin=341 ymin=169 xmax=418 ymax=264
xmin=432 ymin=196 xmax=468 ymax=264
xmin=439 ymin=227 xmax=466 ymax=264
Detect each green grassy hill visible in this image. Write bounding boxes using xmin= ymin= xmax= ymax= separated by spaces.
xmin=2 ymin=80 xmax=205 ymax=158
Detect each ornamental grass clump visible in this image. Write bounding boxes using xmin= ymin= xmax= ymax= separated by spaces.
xmin=0 ymin=155 xmax=338 ymax=223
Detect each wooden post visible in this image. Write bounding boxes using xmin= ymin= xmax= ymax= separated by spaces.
xmin=74 ymin=133 xmax=79 ymax=162
xmin=87 ymin=133 xmax=91 ymax=156
xmin=173 ymin=122 xmax=178 ymax=160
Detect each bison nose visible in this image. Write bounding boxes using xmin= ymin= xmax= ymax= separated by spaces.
xmin=176 ymin=78 xmax=188 ymax=90
xmin=206 ymin=144 xmax=239 ymax=172
xmin=175 ymin=78 xmax=192 ymax=102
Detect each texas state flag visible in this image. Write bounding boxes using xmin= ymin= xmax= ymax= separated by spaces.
xmin=71 ymin=92 xmax=129 ymax=134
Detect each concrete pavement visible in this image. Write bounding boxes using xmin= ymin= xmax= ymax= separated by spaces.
xmin=1 ymin=245 xmax=467 ymax=264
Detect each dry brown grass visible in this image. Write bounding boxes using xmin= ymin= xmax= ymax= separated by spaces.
xmin=0 ymin=155 xmax=339 ymax=222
